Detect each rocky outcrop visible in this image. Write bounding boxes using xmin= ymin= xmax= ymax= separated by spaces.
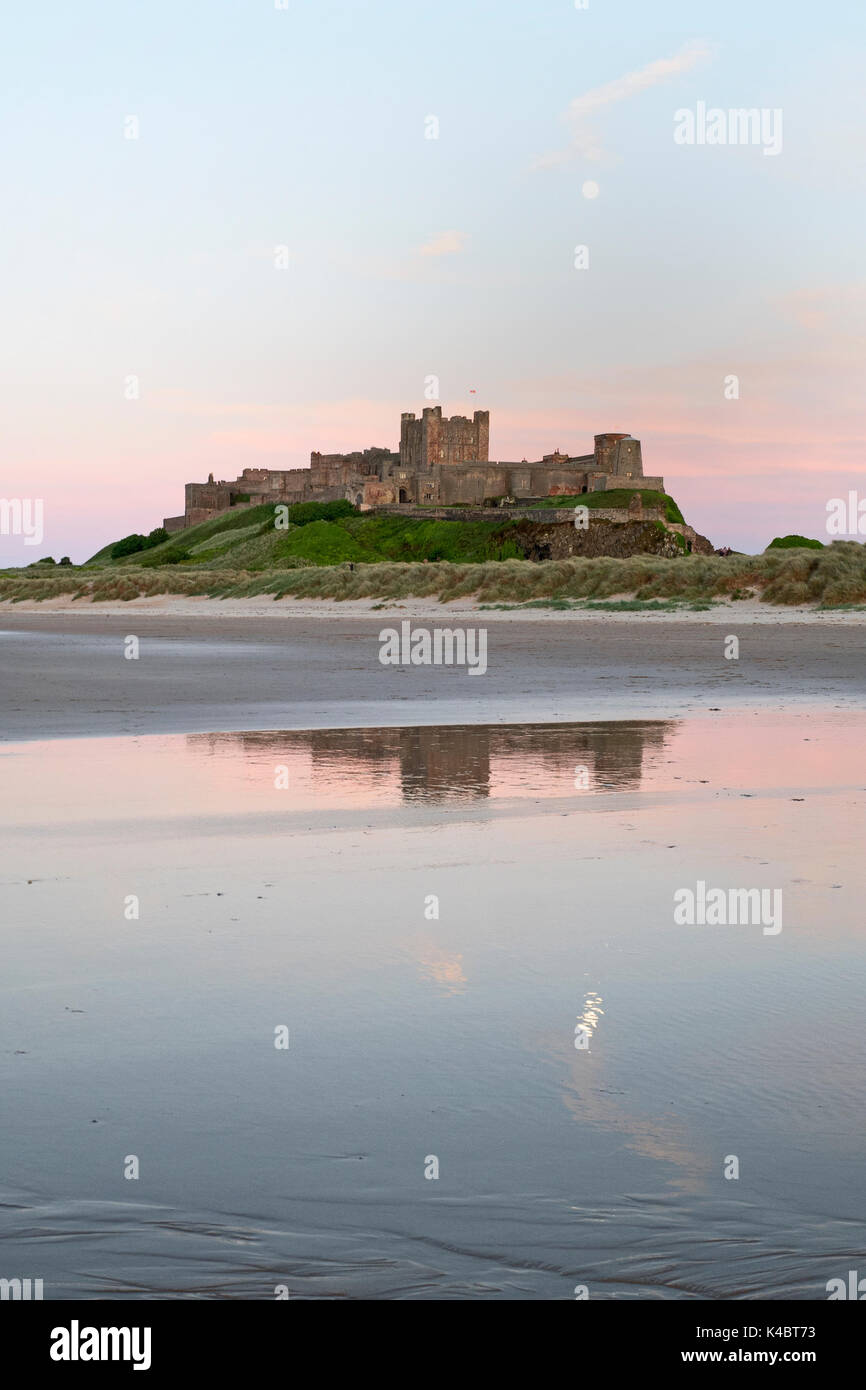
xmin=506 ymin=518 xmax=704 ymax=561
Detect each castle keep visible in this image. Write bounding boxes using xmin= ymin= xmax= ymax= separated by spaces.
xmin=163 ymin=407 xmax=663 ymax=532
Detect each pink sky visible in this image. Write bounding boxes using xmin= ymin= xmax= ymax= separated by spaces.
xmin=4 ymin=322 xmax=862 ymax=562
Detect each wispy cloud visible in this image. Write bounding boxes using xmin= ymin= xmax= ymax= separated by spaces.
xmin=533 ymin=40 xmax=711 ymax=168
xmin=418 ymin=229 xmax=467 ymax=257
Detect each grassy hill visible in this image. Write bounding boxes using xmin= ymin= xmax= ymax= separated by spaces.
xmin=88 ymin=501 xmax=526 ymax=569
xmin=87 ymin=493 xmax=688 ymax=571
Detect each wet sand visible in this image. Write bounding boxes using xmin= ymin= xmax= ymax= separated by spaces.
xmin=1 ymin=607 xmax=865 ymax=741
xmin=3 ymin=609 xmax=866 ymax=1300
xmin=2 ymin=715 xmax=865 ymax=1299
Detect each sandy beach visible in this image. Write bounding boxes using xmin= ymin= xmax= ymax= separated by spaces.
xmin=3 ymin=592 xmax=866 ymax=623
xmin=1 ymin=599 xmax=865 ymax=741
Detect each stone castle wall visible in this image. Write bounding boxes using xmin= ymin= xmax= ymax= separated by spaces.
xmin=164 ymin=408 xmax=664 ymax=531
xmin=372 ymin=504 xmax=668 ymax=524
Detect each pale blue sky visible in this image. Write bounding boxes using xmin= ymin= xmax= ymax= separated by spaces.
xmin=1 ymin=0 xmax=864 ymax=558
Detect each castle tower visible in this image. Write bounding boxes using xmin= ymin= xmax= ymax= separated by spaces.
xmin=400 ymin=413 xmax=420 ymax=470
xmin=594 ymin=433 xmax=642 ymax=477
xmin=473 ymin=409 xmax=490 ymax=461
xmin=421 ymin=406 xmax=442 ymax=469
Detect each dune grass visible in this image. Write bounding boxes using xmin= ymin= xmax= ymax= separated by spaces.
xmin=481 ymin=598 xmax=715 ymax=612
xmin=3 ymin=541 xmax=866 ymax=607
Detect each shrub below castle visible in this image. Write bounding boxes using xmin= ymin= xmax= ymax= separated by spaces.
xmin=111 ymin=526 xmax=169 ymax=559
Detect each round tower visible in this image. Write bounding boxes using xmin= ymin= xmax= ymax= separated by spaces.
xmin=593 ymin=433 xmax=630 ymax=473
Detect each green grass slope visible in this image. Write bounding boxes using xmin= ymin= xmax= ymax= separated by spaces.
xmin=86 ymin=502 xmax=291 ymax=566
xmin=87 ymin=503 xmax=524 ymax=569
xmin=87 ymin=493 xmax=686 ymax=570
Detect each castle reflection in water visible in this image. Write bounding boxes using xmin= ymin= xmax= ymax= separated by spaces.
xmin=187 ymin=722 xmax=674 ymax=805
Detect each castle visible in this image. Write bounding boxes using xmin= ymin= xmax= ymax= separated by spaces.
xmin=163 ymin=407 xmax=663 ymax=532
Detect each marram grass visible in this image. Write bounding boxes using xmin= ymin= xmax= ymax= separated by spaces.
xmin=2 ymin=541 xmax=866 ymax=607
